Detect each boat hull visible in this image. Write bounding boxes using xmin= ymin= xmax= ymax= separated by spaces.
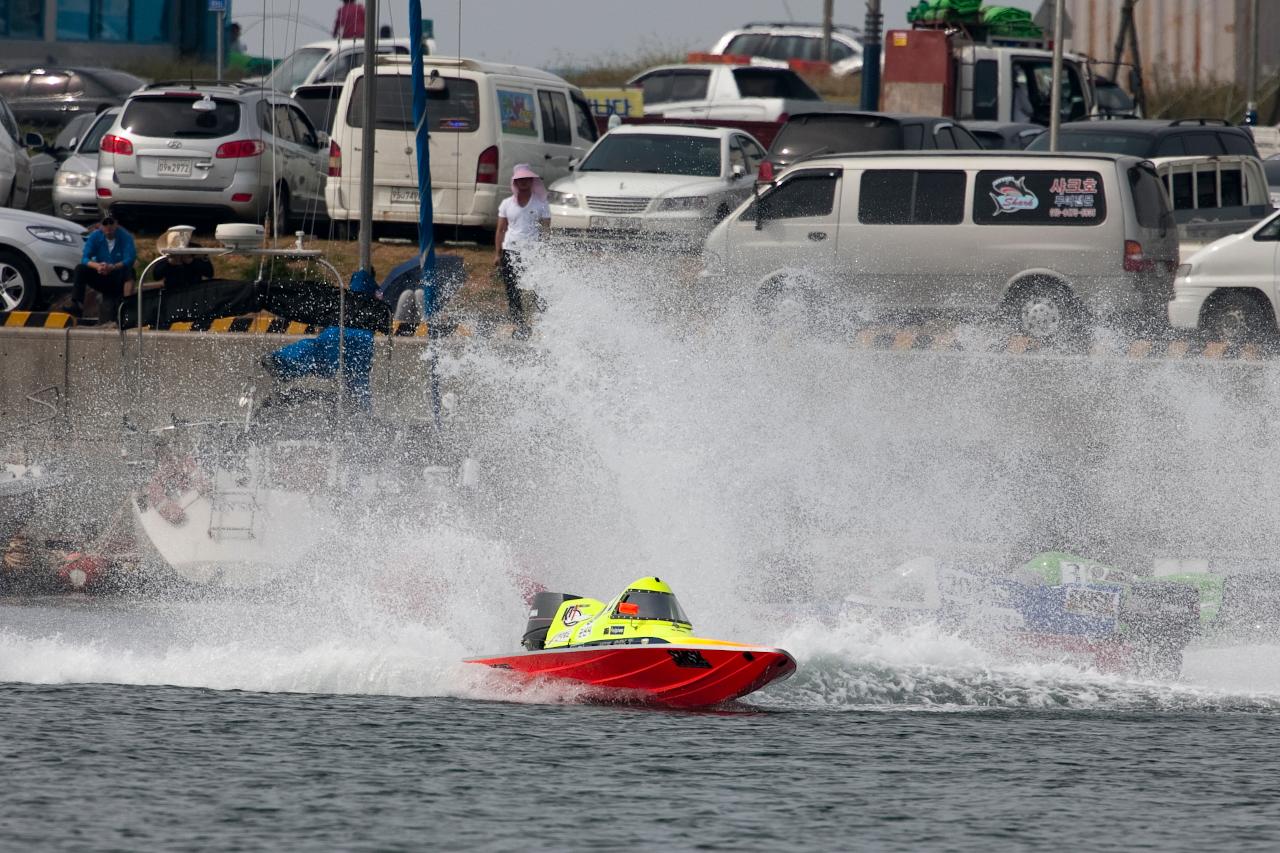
xmin=466 ymin=642 xmax=797 ymax=708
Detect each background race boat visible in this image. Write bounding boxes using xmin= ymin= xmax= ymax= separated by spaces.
xmin=467 ymin=577 xmax=796 ymax=708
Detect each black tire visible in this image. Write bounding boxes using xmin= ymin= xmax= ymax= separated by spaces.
xmin=1010 ymin=280 xmax=1082 ymax=340
xmin=264 ymin=182 xmax=290 ymax=237
xmin=1202 ymin=290 xmax=1274 ymax=343
xmin=0 ymin=249 xmax=39 ymax=312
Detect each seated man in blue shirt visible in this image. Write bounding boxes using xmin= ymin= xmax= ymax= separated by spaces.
xmin=70 ymin=216 xmax=137 ymax=322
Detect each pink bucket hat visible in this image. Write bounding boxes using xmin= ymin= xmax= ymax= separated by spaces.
xmin=510 ymin=163 xmax=547 ymax=202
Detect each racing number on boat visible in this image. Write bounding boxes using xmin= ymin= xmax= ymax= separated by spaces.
xmin=668 ymin=650 xmax=712 ymax=669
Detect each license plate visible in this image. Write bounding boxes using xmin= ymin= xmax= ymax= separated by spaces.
xmin=390 ymin=187 xmax=418 ymax=204
xmin=156 ymin=159 xmax=192 ymax=178
xmin=590 ymin=216 xmax=642 ymax=231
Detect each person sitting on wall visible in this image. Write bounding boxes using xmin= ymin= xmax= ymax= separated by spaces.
xmin=70 ymin=216 xmax=136 ymax=323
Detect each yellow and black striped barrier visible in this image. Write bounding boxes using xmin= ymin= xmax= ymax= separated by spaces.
xmin=0 ymin=311 xmax=76 ymax=328
xmin=851 ymin=327 xmax=1270 ymax=361
xmin=155 ymin=315 xmax=481 ymax=338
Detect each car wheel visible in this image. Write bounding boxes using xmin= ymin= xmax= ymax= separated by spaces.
xmin=264 ymin=183 xmax=290 ymax=237
xmin=330 ymin=219 xmax=357 ymax=241
xmin=0 ymin=250 xmax=39 ymax=312
xmin=1203 ymin=290 xmax=1274 ymax=343
xmin=1011 ymin=281 xmax=1082 ymax=340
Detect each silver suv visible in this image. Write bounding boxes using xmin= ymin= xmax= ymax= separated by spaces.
xmin=96 ymin=81 xmax=329 ymax=228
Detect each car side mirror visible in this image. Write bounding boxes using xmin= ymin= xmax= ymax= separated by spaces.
xmin=568 ymin=157 xmax=579 ymax=171
xmin=731 ymin=164 xmax=746 ymax=180
xmin=23 ymin=131 xmax=44 ymax=149
xmin=315 ymin=130 xmax=329 ymax=149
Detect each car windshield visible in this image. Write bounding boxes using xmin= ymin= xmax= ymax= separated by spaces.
xmin=1026 ymin=130 xmax=1154 ymax=156
xmin=263 ymin=47 xmax=330 ymax=93
xmin=773 ymin=115 xmax=903 ymax=160
xmin=614 ymin=590 xmax=691 ymax=624
xmin=121 ymin=96 xmax=241 ymax=138
xmin=294 ymin=87 xmax=341 ymax=133
xmin=1265 ymin=159 xmax=1280 ymax=185
xmin=580 ymin=133 xmax=722 ymax=176
xmin=78 ymin=110 xmax=117 ymax=153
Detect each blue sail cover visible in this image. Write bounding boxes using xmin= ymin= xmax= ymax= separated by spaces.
xmin=410 ymin=0 xmax=436 ymax=285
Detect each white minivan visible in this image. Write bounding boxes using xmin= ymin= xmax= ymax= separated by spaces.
xmin=326 ymin=56 xmax=599 ymax=233
xmin=701 ymin=151 xmax=1178 ymax=337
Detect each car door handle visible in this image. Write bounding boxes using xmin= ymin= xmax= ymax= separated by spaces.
xmin=808 ymin=231 xmax=827 ymax=241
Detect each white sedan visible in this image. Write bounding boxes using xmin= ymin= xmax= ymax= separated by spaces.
xmin=1169 ymin=210 xmax=1280 ymax=341
xmin=0 ymin=207 xmax=85 ymax=312
xmin=546 ymin=124 xmax=766 ymax=248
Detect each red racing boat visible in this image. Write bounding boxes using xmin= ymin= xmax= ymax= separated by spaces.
xmin=466 ymin=577 xmax=797 ymax=708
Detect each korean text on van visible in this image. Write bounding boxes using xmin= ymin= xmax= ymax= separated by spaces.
xmin=325 ymin=56 xmax=599 ymax=234
xmin=700 ymin=151 xmax=1177 ymax=338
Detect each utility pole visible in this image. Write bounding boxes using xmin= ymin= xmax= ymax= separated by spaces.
xmin=821 ymin=0 xmax=833 ymax=62
xmin=1110 ymin=0 xmax=1147 ymax=116
xmin=1048 ymin=0 xmax=1064 ymax=150
xmin=1246 ymin=0 xmax=1260 ymax=124
xmin=358 ymin=0 xmax=377 ymax=271
xmin=860 ymin=0 xmax=882 ymax=111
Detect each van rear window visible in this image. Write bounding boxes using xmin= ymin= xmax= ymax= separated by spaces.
xmin=859 ymin=170 xmax=965 ymax=224
xmin=972 ymin=170 xmax=1107 ymax=225
xmin=347 ymin=75 xmax=480 ymax=132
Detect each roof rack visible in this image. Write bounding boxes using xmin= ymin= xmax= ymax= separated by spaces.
xmin=1169 ymin=117 xmax=1232 ymax=127
xmin=143 ymin=79 xmax=258 ymax=90
xmin=742 ymin=21 xmax=863 ymax=35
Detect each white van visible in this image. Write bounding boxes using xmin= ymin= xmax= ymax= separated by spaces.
xmin=700 ymin=151 xmax=1178 ymax=338
xmin=326 ymin=56 xmax=599 ymax=233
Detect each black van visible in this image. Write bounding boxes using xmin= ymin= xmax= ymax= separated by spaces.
xmin=762 ymin=111 xmax=982 ymax=179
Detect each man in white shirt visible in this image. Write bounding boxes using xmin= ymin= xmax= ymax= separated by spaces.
xmin=493 ymin=163 xmax=550 ymax=338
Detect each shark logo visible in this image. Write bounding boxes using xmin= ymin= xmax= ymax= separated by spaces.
xmin=989 ymin=176 xmax=1039 ymax=215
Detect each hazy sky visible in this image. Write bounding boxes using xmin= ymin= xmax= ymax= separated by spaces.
xmin=233 ymin=0 xmax=1043 ymax=66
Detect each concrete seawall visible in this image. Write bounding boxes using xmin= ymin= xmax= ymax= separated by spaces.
xmin=1 ymin=327 xmax=464 ymax=442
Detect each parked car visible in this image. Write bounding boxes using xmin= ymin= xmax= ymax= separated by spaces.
xmin=1169 ymin=210 xmax=1280 ymax=341
xmin=0 ymin=67 xmax=144 ymax=130
xmin=763 ymin=111 xmax=982 ymax=179
xmin=22 ymin=111 xmax=95 ymax=216
xmin=700 ymin=151 xmax=1177 ymax=339
xmin=97 ymin=82 xmax=329 ymax=229
xmin=1264 ymin=156 xmax=1280 ymax=208
xmin=292 ymin=83 xmax=343 ymax=134
xmin=0 ymin=206 xmax=84 ymax=311
xmin=625 ymin=63 xmax=832 ymax=122
xmin=710 ymin=22 xmax=864 ymax=76
xmin=1149 ymin=154 xmax=1272 ymax=259
xmin=547 ymin=124 xmax=765 ymax=247
xmin=1026 ymin=118 xmax=1259 ymax=159
xmin=326 ymin=56 xmax=597 ymax=234
xmin=53 ymin=108 xmax=119 ymax=222
xmin=963 ymin=121 xmax=1043 ymax=150
xmin=0 ymin=93 xmax=39 ymax=209
xmin=256 ymin=38 xmax=428 ymax=93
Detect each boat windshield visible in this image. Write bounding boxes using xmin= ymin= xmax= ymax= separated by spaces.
xmin=615 ymin=590 xmax=691 ymax=624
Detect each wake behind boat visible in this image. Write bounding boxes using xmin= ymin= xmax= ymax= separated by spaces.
xmin=467 ymin=576 xmax=796 ymax=708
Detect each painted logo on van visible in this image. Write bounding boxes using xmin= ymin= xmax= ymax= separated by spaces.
xmin=988 ymin=176 xmax=1039 ymax=215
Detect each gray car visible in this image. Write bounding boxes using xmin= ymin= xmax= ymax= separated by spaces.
xmin=95 ymin=82 xmax=329 ymax=229
xmin=52 ymin=108 xmax=118 ymax=222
